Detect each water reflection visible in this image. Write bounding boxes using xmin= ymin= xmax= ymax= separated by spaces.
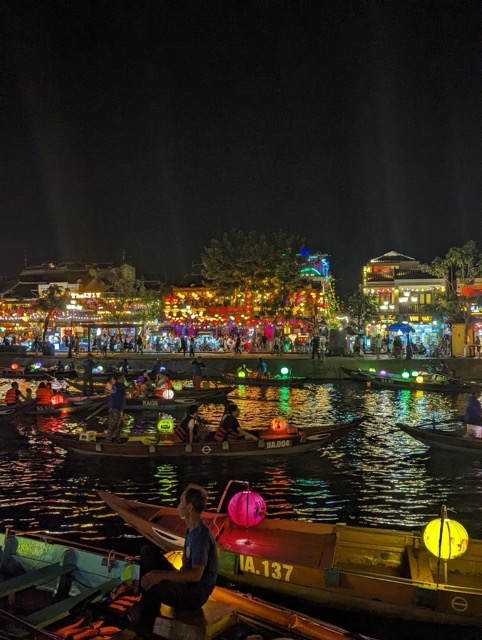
xmin=0 ymin=380 xmax=481 ymax=548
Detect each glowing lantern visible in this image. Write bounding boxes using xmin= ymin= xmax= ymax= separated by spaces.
xmin=379 ymin=370 xmax=387 ymax=376
xmin=411 ymin=370 xmax=419 ymax=377
xmin=280 ymin=366 xmax=289 ymax=376
xmin=173 ymin=381 xmax=183 ymax=391
xmin=423 ymin=507 xmax=469 ymax=561
xmin=270 ymin=417 xmax=287 ymax=431
xmin=34 ymin=362 xmax=42 ymax=369
xmin=402 ymin=371 xmax=410 ymax=379
xmin=236 ymin=368 xmax=247 ymax=378
xmin=165 ymin=550 xmax=183 ymax=569
xmin=157 ymin=418 xmax=174 ymax=433
xmin=368 ymin=367 xmax=376 ymax=373
xmin=228 ymin=490 xmax=266 ymax=527
xmin=416 ymin=376 xmax=424 ymax=383
xmin=10 ymin=363 xmax=18 ymax=370
xmin=51 ymin=394 xmax=64 ymax=405
xmin=162 ymin=388 xmax=175 ymax=400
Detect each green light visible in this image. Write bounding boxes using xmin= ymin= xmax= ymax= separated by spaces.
xmin=237 ymin=370 xmax=246 ymax=378
xmin=280 ymin=366 xmax=289 ymax=376
xmin=402 ymin=371 xmax=410 ymax=379
xmin=411 ymin=370 xmax=419 ymax=377
xmin=368 ymin=367 xmax=376 ymax=372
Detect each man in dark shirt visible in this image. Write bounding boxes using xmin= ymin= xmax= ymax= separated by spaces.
xmin=82 ymin=353 xmax=95 ymax=396
xmin=137 ymin=484 xmax=218 ymax=632
xmin=105 ymin=373 xmax=127 ymax=442
xmin=465 ymin=389 xmax=482 ymax=425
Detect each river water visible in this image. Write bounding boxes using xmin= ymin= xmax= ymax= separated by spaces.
xmin=0 ymin=379 xmax=481 ymax=639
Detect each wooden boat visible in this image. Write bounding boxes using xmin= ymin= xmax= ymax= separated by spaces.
xmin=352 ymin=369 xmax=473 ymax=393
xmin=223 ymin=372 xmax=306 ymax=388
xmin=396 ymin=421 xmax=482 ymax=454
xmin=0 ymin=531 xmax=374 ymax=640
xmin=99 ymin=485 xmax=482 ymax=628
xmin=340 ymin=366 xmax=372 ymax=381
xmin=26 ymin=396 xmax=107 ymax=416
xmin=0 ymin=400 xmax=37 ymax=420
xmin=39 ymin=417 xmax=364 ymax=459
xmin=0 ymin=365 xmax=77 ymax=380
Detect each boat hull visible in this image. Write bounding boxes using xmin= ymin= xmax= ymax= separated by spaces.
xmin=223 ymin=374 xmax=306 ymax=388
xmin=40 ymin=418 xmax=363 ymax=458
xmin=98 ymin=490 xmax=482 ymax=627
xmin=396 ymin=423 xmax=482 ymax=453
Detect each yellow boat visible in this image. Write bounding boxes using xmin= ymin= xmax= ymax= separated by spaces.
xmin=99 ymin=487 xmax=482 ymax=628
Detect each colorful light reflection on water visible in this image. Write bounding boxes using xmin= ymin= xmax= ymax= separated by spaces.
xmin=0 ymin=379 xmax=481 ymax=551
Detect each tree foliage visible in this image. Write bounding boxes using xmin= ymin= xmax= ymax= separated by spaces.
xmin=346 ymin=287 xmax=379 ymax=330
xmin=422 ymin=241 xmax=482 ymax=328
xmin=201 ymin=229 xmax=306 ymax=317
xmin=90 ymin=265 xmax=147 ymax=325
xmin=35 ymin=285 xmax=70 ymax=341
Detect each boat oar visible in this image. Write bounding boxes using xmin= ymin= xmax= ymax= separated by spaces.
xmin=0 ymin=607 xmax=63 ymax=640
xmin=84 ymin=401 xmax=109 ymax=422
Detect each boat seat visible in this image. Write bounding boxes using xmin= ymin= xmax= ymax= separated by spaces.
xmin=407 ymin=547 xmax=433 ymax=583
xmin=26 ymin=577 xmax=122 ymax=628
xmin=153 ymin=600 xmax=237 ymax=640
xmin=0 ymin=563 xmax=76 ymax=600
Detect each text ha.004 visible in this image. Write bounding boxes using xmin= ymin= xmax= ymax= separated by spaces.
xmin=239 ymin=554 xmax=293 ymax=581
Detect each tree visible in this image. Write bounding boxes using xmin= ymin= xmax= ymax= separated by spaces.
xmin=35 ymin=285 xmax=70 ymax=342
xmin=422 ymin=241 xmax=482 ymax=342
xmin=345 ymin=287 xmax=379 ymax=331
xmin=201 ymin=229 xmax=306 ymax=318
xmin=89 ymin=265 xmax=146 ymax=328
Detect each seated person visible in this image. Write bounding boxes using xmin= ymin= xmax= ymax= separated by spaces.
xmin=465 ymin=389 xmax=482 ymax=425
xmin=174 ymin=405 xmax=207 ymax=443
xmin=5 ymin=381 xmax=24 ymax=405
xmin=35 ymin=381 xmax=53 ymax=404
xmin=137 ymin=484 xmax=218 ymax=633
xmin=214 ymin=404 xmax=245 ymax=441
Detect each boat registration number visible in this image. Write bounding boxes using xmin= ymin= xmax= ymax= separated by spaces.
xmin=239 ymin=554 xmax=293 ymax=582
xmin=265 ymin=439 xmax=291 ymax=449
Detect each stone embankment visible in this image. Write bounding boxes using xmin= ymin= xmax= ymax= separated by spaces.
xmin=0 ymin=352 xmax=481 ymax=381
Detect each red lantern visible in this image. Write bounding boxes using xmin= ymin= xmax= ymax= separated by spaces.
xmin=11 ymin=363 xmax=18 ymax=370
xmin=270 ymin=417 xmax=287 ymax=432
xmin=228 ymin=490 xmax=266 ymax=527
xmin=51 ymin=394 xmax=64 ymax=405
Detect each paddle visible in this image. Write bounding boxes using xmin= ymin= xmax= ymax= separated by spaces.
xmin=83 ymin=401 xmax=109 ymax=422
xmin=0 ymin=608 xmax=63 ymax=640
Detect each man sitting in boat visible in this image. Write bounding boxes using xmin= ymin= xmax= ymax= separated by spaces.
xmin=154 ymin=372 xmax=173 ymax=397
xmin=465 ymin=389 xmax=482 ymax=425
xmin=5 ymin=381 xmax=25 ymax=405
xmin=174 ymin=405 xmax=207 ymax=443
xmin=214 ymin=403 xmax=256 ymax=441
xmin=136 ymin=484 xmax=218 ymax=633
xmin=35 ymin=381 xmax=53 ymax=404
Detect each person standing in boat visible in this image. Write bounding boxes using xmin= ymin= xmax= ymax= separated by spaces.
xmin=82 ymin=353 xmax=96 ymax=396
xmin=106 ymin=373 xmax=127 ymax=442
xmin=192 ymin=356 xmax=206 ymax=390
xmin=136 ymin=484 xmax=218 ymax=633
xmin=465 ymin=389 xmax=482 ymax=425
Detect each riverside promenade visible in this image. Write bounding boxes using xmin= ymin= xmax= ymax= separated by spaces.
xmin=1 ymin=351 xmax=482 ymax=381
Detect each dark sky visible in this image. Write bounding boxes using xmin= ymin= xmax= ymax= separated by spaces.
xmin=1 ymin=1 xmax=480 ymax=293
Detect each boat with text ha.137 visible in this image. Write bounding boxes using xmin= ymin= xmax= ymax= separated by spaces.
xmin=39 ymin=416 xmax=364 ymax=459
xmin=396 ymin=421 xmax=482 ymax=454
xmin=0 ymin=530 xmax=374 ymax=640
xmin=341 ymin=366 xmax=474 ymax=393
xmin=99 ymin=484 xmax=482 ymax=628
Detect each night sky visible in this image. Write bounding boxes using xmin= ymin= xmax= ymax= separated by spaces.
xmin=1 ymin=1 xmax=480 ymax=293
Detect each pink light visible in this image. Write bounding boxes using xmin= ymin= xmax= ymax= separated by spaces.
xmin=228 ymin=490 xmax=266 ymax=527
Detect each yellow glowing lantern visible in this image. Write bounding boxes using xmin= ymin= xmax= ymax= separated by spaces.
xmin=162 ymin=388 xmax=175 ymax=400
xmin=164 ymin=550 xmax=183 ymax=569
xmin=270 ymin=417 xmax=287 ymax=432
xmin=423 ymin=506 xmax=469 ymax=561
xmin=416 ymin=375 xmax=424 ymax=384
xmin=157 ymin=418 xmax=174 ymax=433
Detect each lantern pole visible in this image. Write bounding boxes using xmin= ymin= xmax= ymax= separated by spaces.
xmin=436 ymin=505 xmax=447 ymax=586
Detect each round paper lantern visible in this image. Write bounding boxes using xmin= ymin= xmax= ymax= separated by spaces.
xmin=416 ymin=375 xmax=424 ymax=383
xmin=165 ymin=550 xmax=183 ymax=570
xmin=402 ymin=371 xmax=410 ymax=379
xmin=34 ymin=362 xmax=42 ymax=369
xmin=236 ymin=368 xmax=247 ymax=378
xmin=157 ymin=418 xmax=174 ymax=433
xmin=270 ymin=417 xmax=287 ymax=432
xmin=228 ymin=490 xmax=266 ymax=527
xmin=162 ymin=388 xmax=175 ymax=400
xmin=379 ymin=370 xmax=387 ymax=376
xmin=51 ymin=394 xmax=64 ymax=405
xmin=411 ymin=370 xmax=419 ymax=377
xmin=173 ymin=381 xmax=183 ymax=391
xmin=368 ymin=367 xmax=376 ymax=373
xmin=280 ymin=366 xmax=289 ymax=376
xmin=10 ymin=363 xmax=18 ymax=370
xmin=423 ymin=512 xmax=469 ymax=560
